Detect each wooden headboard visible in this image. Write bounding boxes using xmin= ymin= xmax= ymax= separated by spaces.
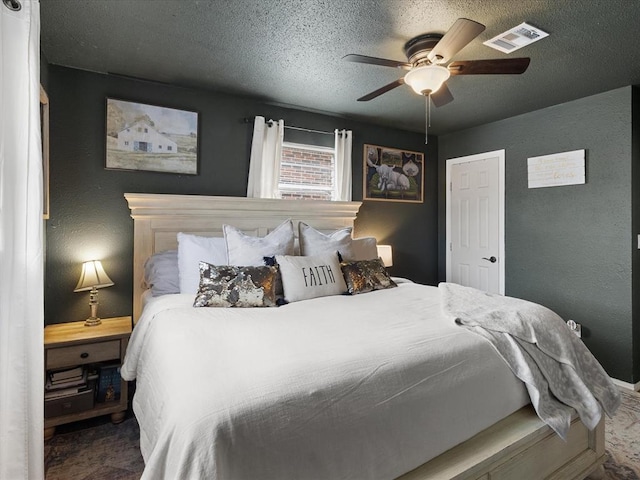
xmin=125 ymin=193 xmax=362 ymax=322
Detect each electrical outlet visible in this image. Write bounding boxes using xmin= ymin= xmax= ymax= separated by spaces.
xmin=567 ymin=320 xmax=582 ymax=338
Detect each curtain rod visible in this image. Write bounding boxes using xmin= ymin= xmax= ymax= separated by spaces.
xmin=284 ymin=124 xmax=335 ymax=136
xmin=243 ymin=117 xmax=337 ymax=136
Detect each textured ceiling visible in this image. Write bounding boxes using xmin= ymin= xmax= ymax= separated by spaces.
xmin=40 ymin=0 xmax=640 ymax=135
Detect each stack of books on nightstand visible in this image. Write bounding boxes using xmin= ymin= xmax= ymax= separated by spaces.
xmin=45 ymin=366 xmax=91 ymax=400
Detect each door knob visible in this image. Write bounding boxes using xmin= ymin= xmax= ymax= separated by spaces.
xmin=482 ymin=256 xmax=497 ymax=263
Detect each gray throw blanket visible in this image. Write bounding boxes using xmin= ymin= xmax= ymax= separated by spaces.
xmin=439 ymin=282 xmax=620 ymax=440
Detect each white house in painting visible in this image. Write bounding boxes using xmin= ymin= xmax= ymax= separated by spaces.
xmin=116 ymin=120 xmax=177 ymax=154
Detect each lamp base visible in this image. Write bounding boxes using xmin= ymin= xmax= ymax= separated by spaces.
xmin=84 ymin=316 xmax=102 ymax=327
xmin=84 ymin=288 xmax=102 ymax=326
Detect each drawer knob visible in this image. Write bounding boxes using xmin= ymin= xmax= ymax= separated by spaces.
xmin=80 ymin=352 xmax=89 ymax=359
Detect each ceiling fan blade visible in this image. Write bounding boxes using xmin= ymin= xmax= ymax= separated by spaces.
xmin=431 ymin=83 xmax=454 ymax=107
xmin=428 ymin=18 xmax=485 ymax=64
xmin=357 ymin=78 xmax=405 ymax=102
xmin=343 ymin=54 xmax=412 ymax=70
xmin=448 ymin=57 xmax=531 ymax=75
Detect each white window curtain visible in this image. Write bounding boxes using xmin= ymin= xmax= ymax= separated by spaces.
xmin=334 ymin=129 xmax=353 ymax=201
xmin=247 ymin=116 xmax=284 ymax=198
xmin=0 ymin=1 xmax=45 ymax=478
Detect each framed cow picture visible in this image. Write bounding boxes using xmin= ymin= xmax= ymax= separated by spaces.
xmin=105 ymin=98 xmax=199 ymax=175
xmin=363 ymin=144 xmax=424 ymax=203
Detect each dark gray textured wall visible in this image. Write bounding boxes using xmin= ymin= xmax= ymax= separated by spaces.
xmin=46 ymin=65 xmax=438 ymax=325
xmin=438 ymin=86 xmax=636 ymax=382
xmin=40 ymin=52 xmax=49 ymax=91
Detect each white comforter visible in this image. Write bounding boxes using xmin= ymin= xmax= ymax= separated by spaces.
xmin=122 ymin=283 xmax=529 ymax=480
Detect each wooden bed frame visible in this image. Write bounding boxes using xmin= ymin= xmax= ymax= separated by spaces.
xmin=125 ymin=192 xmax=606 ymax=480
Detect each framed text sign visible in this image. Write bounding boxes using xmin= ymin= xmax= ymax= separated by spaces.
xmin=527 ymin=149 xmax=585 ymax=188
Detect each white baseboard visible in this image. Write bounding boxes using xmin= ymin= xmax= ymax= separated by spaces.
xmin=612 ymin=378 xmax=640 ymax=392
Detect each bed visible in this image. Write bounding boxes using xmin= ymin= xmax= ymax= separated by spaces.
xmin=123 ymin=192 xmax=611 ymax=480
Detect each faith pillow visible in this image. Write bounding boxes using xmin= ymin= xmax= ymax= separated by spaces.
xmin=275 ymin=252 xmax=347 ymax=303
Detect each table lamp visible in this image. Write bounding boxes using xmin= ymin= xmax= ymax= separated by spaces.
xmin=377 ymin=245 xmax=393 ymax=267
xmin=74 ymin=260 xmax=114 ymax=327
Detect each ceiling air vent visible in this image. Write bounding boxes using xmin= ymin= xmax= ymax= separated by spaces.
xmin=483 ymin=22 xmax=549 ymax=54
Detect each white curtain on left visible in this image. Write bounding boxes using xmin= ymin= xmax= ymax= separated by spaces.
xmin=0 ymin=1 xmax=45 ymax=478
xmin=247 ymin=116 xmax=284 ymax=198
xmin=334 ymin=129 xmax=353 ymax=201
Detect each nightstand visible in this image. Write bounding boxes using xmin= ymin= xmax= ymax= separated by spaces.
xmin=43 ymin=316 xmax=131 ymax=440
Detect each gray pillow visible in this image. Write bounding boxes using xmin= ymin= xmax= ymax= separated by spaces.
xmin=351 ymin=237 xmax=378 ymax=261
xmin=143 ymin=250 xmax=179 ymax=296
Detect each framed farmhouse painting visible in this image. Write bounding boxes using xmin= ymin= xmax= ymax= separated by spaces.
xmin=105 ymin=98 xmax=199 ymax=175
xmin=363 ymin=144 xmax=424 ymax=203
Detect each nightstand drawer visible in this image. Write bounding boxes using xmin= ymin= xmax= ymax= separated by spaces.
xmin=45 ymin=389 xmax=94 ymax=418
xmin=47 ymin=340 xmax=120 ymax=369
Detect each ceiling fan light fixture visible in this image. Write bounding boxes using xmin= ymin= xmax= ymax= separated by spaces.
xmin=404 ymin=64 xmax=451 ymax=95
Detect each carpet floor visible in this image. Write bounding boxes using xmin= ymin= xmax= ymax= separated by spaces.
xmin=45 ymin=389 xmax=640 ymax=479
xmin=604 ymin=388 xmax=640 ymax=479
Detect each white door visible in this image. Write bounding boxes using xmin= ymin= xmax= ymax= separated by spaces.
xmin=446 ymin=150 xmax=505 ymax=294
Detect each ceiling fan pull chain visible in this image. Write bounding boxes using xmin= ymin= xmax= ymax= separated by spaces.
xmin=424 ymin=94 xmax=430 ymax=144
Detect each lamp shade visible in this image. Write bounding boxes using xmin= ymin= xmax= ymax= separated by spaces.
xmin=377 ymin=245 xmax=393 ymax=267
xmin=404 ymin=64 xmax=451 ymax=95
xmin=74 ymin=260 xmax=114 ymax=292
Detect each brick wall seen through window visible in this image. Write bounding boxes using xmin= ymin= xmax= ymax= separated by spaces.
xmin=279 ymin=143 xmax=335 ymax=200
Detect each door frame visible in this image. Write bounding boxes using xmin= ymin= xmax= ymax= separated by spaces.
xmin=445 ymin=149 xmax=506 ymax=294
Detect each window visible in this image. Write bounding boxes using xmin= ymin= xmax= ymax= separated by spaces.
xmin=279 ymin=142 xmax=335 ymax=200
xmin=167 ymin=145 xmax=173 ymax=151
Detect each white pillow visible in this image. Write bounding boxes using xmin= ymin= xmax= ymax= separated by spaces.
xmin=298 ymin=222 xmax=355 ymax=259
xmin=351 ymin=237 xmax=378 ymax=261
xmin=177 ymin=233 xmax=228 ymax=294
xmin=275 ymin=252 xmax=347 ymax=302
xmin=224 ymin=219 xmax=295 ymax=266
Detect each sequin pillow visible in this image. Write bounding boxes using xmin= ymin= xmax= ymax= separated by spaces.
xmin=193 ymin=262 xmax=278 ymax=308
xmin=263 ymin=256 xmax=287 ymax=305
xmin=341 ymin=258 xmax=397 ymax=295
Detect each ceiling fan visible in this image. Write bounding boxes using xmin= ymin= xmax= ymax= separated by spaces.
xmin=344 ymin=18 xmax=530 ymax=108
